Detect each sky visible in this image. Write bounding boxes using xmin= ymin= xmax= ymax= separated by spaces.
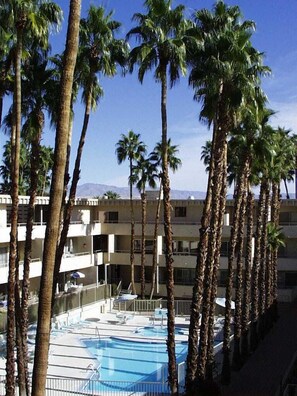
xmin=4 ymin=0 xmax=297 ymax=193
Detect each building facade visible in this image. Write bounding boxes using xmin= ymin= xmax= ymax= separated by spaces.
xmin=0 ymin=194 xmax=297 ymax=302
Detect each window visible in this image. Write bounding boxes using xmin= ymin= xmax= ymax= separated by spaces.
xmin=175 ymin=207 xmax=186 ymax=217
xmin=105 ymin=211 xmax=118 ymax=223
xmin=174 ymin=268 xmax=195 ymax=285
xmin=277 ymin=272 xmax=285 ymax=288
xmin=134 ymin=240 xmax=141 ymax=252
xmin=0 ymin=247 xmax=8 ymax=268
xmin=277 ymin=245 xmax=287 ymax=258
xmin=218 ymin=270 xmax=228 ymax=286
xmin=285 ymin=272 xmax=297 ymax=288
xmin=220 ymin=241 xmax=229 ymax=257
xmin=172 ymin=240 xmax=190 ymax=254
xmin=134 ymin=239 xmax=154 ymax=253
xmin=190 ymin=241 xmax=198 ymax=255
xmin=279 ymin=212 xmax=290 ymax=225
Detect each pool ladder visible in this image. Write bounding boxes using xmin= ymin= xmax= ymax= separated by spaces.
xmin=95 ymin=326 xmax=101 ymax=342
xmin=86 ymin=363 xmax=101 ymax=379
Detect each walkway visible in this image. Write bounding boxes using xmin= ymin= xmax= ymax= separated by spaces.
xmin=221 ymin=300 xmax=297 ymax=396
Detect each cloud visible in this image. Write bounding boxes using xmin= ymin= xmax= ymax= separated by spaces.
xmin=269 ymin=100 xmax=297 ymax=133
xmin=169 ymin=133 xmax=210 ymax=191
xmin=264 ymin=50 xmax=297 ymax=103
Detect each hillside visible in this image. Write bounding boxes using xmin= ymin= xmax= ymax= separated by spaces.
xmin=76 ymin=183 xmax=206 ymax=200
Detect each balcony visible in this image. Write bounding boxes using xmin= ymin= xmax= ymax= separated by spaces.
xmin=110 ymin=251 xmax=154 ymax=266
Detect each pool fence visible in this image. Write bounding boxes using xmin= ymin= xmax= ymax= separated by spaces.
xmin=0 ymin=375 xmax=183 ymax=395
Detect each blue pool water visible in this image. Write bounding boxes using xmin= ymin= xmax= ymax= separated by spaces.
xmin=134 ymin=325 xmax=183 ymax=337
xmin=82 ymin=337 xmax=188 ymax=392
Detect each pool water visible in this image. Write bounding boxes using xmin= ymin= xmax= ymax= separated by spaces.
xmin=82 ymin=337 xmax=188 ymax=392
xmin=134 ymin=325 xmax=183 ymax=337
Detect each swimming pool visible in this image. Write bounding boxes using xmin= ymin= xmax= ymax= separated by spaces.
xmin=134 ymin=325 xmax=183 ymax=338
xmin=82 ymin=337 xmax=188 ymax=392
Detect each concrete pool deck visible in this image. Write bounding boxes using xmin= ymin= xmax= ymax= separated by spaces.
xmin=0 ymin=304 xmax=190 ymax=385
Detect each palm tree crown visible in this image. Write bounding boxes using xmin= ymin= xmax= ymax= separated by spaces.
xmin=127 ymin=0 xmax=192 ymax=86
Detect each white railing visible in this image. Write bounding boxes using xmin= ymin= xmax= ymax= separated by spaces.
xmin=116 ymin=298 xmax=192 ymax=317
xmin=0 ymin=376 xmax=170 ymax=395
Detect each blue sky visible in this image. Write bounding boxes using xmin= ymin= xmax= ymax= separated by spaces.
xmin=12 ymin=1 xmax=297 ymax=193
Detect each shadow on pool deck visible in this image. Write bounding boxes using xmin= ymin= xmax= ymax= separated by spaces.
xmin=220 ymin=300 xmax=297 ymax=396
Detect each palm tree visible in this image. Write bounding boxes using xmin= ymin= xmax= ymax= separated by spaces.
xmin=221 ymin=101 xmax=267 ymax=375
xmin=53 ymin=5 xmax=129 ymax=304
xmin=266 ymin=222 xmax=285 ymax=319
xmin=0 ymin=38 xmax=13 ymax=127
xmin=7 ymin=48 xmax=56 ymax=394
xmin=149 ymin=139 xmax=181 ymax=299
xmin=249 ymin=113 xmax=277 ymax=350
xmin=0 ymin=139 xmax=29 ymax=194
xmin=116 ymin=130 xmax=146 ymax=295
xmin=103 ymin=190 xmax=121 ymax=199
xmin=200 ymin=140 xmax=212 ymax=173
xmin=0 ymin=138 xmax=53 ymax=195
xmin=127 ymin=2 xmax=191 ymax=392
xmin=185 ymin=2 xmax=269 ymax=389
xmin=240 ymin=187 xmax=254 ymax=361
xmin=31 ymin=1 xmax=81 ymax=395
xmin=0 ymin=1 xmax=62 ymax=394
xmin=264 ymin=128 xmax=296 ymax=327
xmin=133 ymin=156 xmax=158 ymax=299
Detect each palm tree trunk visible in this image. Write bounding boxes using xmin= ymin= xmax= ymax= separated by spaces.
xmin=130 ymin=157 xmax=136 ymax=295
xmin=17 ymin=116 xmax=44 ymax=395
xmin=185 ymin=122 xmax=217 ymax=392
xmin=206 ymin=153 xmax=227 ymax=382
xmin=140 ymin=191 xmax=147 ymax=299
xmin=6 ymin=26 xmax=22 ymax=396
xmin=258 ymin=180 xmax=270 ymax=339
xmin=283 ymin=178 xmax=290 ymax=199
xmin=52 ymin=84 xmax=92 ymax=307
xmin=241 ymin=188 xmax=254 ymax=361
xmin=31 ymin=2 xmax=81 ymax=395
xmin=271 ymin=182 xmax=281 ymax=322
xmin=196 ymin=120 xmax=228 ymax=385
xmin=250 ymin=180 xmax=266 ymax=351
xmin=221 ymin=162 xmax=247 ymax=384
xmin=232 ymin=178 xmax=248 ymax=370
xmin=15 ymin=257 xmax=27 ymax=396
xmin=160 ymin=65 xmax=177 ymax=395
xmin=149 ymin=184 xmax=162 ymax=299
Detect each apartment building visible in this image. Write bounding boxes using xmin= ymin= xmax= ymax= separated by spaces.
xmin=0 ymin=193 xmax=297 ymax=302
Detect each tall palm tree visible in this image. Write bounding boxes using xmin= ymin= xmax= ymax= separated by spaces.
xmin=127 ymin=2 xmax=191 ymax=392
xmin=133 ymin=156 xmax=158 ymax=299
xmin=249 ymin=113 xmax=277 ymax=350
xmin=185 ymin=2 xmax=269 ymax=389
xmin=53 ymin=5 xmax=129 ymax=303
xmin=116 ymin=130 xmax=146 ymax=295
xmin=11 ymin=49 xmax=56 ymax=395
xmin=0 ymin=1 xmax=62 ymax=394
xmin=264 ymin=128 xmax=296 ymax=327
xmin=149 ymin=139 xmax=181 ymax=299
xmin=31 ymin=1 xmax=81 ymax=395
xmin=221 ymin=100 xmax=267 ymax=377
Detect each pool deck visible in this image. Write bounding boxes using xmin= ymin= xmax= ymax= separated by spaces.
xmin=0 ymin=306 xmax=190 ymax=385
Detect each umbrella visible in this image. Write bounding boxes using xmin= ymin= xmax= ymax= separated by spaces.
xmin=215 ymin=297 xmax=235 ymax=310
xmin=70 ymin=271 xmax=85 ymax=279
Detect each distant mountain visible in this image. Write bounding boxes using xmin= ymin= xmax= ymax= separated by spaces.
xmin=76 ymin=183 xmax=206 ymax=200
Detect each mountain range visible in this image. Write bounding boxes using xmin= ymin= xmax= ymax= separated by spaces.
xmin=76 ymin=183 xmax=206 ymax=200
